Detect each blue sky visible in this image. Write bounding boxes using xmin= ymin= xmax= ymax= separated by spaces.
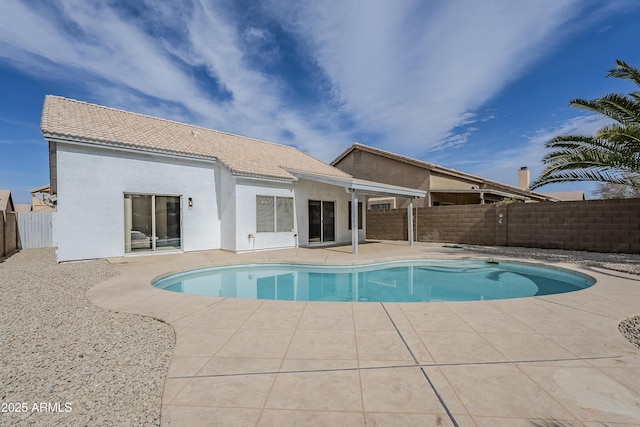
xmin=1 ymin=1 xmax=639 ymax=204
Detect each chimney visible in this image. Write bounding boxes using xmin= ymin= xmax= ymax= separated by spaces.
xmin=518 ymin=166 xmax=530 ymax=191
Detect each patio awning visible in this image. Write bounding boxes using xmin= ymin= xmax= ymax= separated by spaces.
xmin=288 ymin=170 xmax=426 ymax=198
xmin=288 ymin=170 xmax=426 ymax=254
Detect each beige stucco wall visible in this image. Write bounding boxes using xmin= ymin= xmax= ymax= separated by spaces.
xmin=429 ymin=173 xmax=478 ymax=189
xmin=334 ymin=150 xmax=431 ymax=207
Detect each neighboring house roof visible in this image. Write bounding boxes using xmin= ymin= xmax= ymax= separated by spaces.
xmin=332 ymin=143 xmax=556 ymax=202
xmin=30 ymin=184 xmax=51 ymax=194
xmin=14 ymin=204 xmax=32 ymax=213
xmin=0 ymin=190 xmax=14 ymax=212
xmin=542 ymin=191 xmax=586 ymax=201
xmin=41 ymin=96 xmax=351 ymax=182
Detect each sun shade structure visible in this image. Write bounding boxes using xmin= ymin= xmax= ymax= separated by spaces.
xmin=41 ymin=96 xmax=424 ymax=260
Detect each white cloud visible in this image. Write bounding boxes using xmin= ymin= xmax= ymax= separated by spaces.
xmin=0 ymin=0 xmax=350 ymax=161
xmin=467 ymin=114 xmax=613 ymax=189
xmin=263 ymin=0 xmax=586 ymax=155
xmin=0 ymin=0 xmax=626 ymax=166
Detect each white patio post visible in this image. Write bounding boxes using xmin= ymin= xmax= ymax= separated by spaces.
xmin=408 ymin=198 xmax=414 ymax=246
xmin=352 ymin=190 xmax=358 ymax=254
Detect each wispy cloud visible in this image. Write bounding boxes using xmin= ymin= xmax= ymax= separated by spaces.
xmin=0 ymin=0 xmax=624 ymax=165
xmin=263 ymin=0 xmax=589 ymax=156
xmin=466 ymin=114 xmax=613 ymax=188
xmin=0 ymin=0 xmax=350 ymax=160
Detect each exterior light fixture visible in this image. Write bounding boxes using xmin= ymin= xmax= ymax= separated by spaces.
xmin=188 ymin=197 xmax=193 ymax=209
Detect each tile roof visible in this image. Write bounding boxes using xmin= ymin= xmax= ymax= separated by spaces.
xmin=41 ymin=96 xmax=351 ymax=181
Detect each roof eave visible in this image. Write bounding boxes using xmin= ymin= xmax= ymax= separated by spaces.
xmin=43 ymin=134 xmax=218 ymax=164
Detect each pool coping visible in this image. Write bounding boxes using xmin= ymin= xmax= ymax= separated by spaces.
xmin=87 ymin=242 xmax=640 ymax=426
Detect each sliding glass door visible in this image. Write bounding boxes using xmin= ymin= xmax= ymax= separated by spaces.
xmin=124 ymin=194 xmax=181 ymax=253
xmin=308 ymin=200 xmax=335 ymax=243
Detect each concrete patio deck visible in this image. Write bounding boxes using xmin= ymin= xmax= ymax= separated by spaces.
xmin=87 ymin=242 xmax=640 ymax=427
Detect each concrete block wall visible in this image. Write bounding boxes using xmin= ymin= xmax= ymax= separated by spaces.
xmin=366 ymin=198 xmax=640 ymax=254
xmin=507 ymin=199 xmax=640 ymax=253
xmin=366 ymin=209 xmax=408 ymax=240
xmin=415 ymin=204 xmax=496 ymax=245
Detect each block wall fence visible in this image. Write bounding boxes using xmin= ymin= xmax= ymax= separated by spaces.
xmin=366 ymin=198 xmax=640 ymax=254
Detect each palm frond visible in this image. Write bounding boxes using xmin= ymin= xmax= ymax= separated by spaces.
xmin=594 ymin=124 xmax=640 ymax=145
xmin=531 ymin=168 xmax=631 ymax=189
xmin=570 ymin=95 xmax=640 ymax=125
xmin=532 ymin=60 xmax=640 ymax=190
xmin=607 ymin=59 xmax=640 ymax=87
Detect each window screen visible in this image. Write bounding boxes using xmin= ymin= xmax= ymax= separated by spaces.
xmin=257 ymin=196 xmax=294 ymax=232
xmin=276 ymin=197 xmax=294 ymax=232
xmin=256 ymin=196 xmax=275 ymax=232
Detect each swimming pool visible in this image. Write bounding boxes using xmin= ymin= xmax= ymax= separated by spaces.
xmin=152 ymin=259 xmax=595 ymax=302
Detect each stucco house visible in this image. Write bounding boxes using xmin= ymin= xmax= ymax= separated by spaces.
xmin=41 ymin=96 xmax=424 ymax=262
xmin=332 ymin=143 xmax=557 ymax=208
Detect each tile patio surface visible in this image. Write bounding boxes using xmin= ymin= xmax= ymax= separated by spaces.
xmin=87 ymin=242 xmax=640 ymax=427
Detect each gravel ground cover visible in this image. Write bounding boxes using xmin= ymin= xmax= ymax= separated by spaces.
xmin=462 ymin=244 xmax=640 ymax=275
xmin=0 ymin=248 xmax=174 ymax=426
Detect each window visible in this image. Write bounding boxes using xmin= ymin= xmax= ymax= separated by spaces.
xmin=124 ymin=194 xmax=181 ymax=253
xmin=348 ymin=201 xmax=363 ymax=230
xmin=276 ymin=197 xmax=294 ymax=232
xmin=256 ymin=196 xmax=294 ymax=232
xmin=256 ymin=196 xmax=275 ymax=232
xmin=371 ymin=203 xmax=391 ymax=210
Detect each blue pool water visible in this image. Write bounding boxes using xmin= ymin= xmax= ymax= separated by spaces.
xmin=152 ymin=260 xmax=594 ymax=302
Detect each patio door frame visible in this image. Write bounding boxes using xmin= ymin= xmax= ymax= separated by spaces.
xmin=124 ymin=193 xmax=183 ymax=253
xmin=308 ymin=199 xmax=335 ymax=244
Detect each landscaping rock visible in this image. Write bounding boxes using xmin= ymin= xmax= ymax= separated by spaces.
xmin=0 ymin=249 xmax=174 ymax=426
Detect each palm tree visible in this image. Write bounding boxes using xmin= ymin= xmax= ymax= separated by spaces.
xmin=530 ymin=60 xmax=640 ymax=190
